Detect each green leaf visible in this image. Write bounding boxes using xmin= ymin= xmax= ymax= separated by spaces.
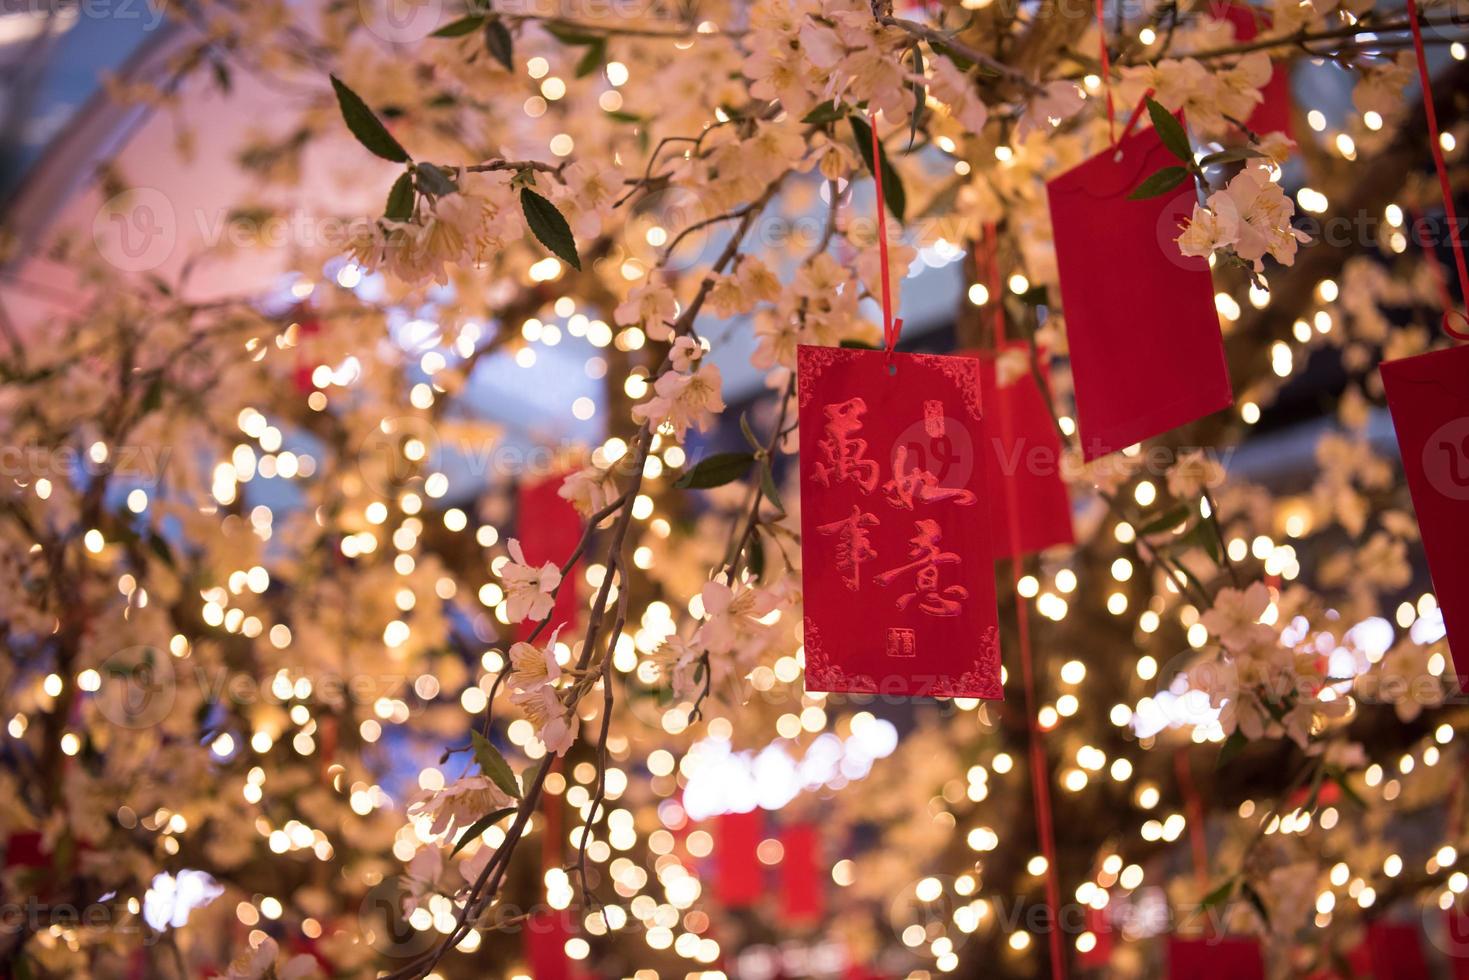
xmin=908 ymin=43 xmax=926 ymax=151
xmin=450 ymin=806 xmax=515 ymax=856
xmin=802 ymin=101 xmax=852 ymax=125
xmin=759 ymin=462 xmax=785 ymax=515
xmin=575 ymin=37 xmax=606 ymax=78
xmin=674 ymin=451 xmax=756 ymax=489
xmin=848 ymin=115 xmax=906 ymax=221
xmin=470 ymin=731 xmax=521 ymax=799
xmin=384 ymin=172 xmax=414 ymax=221
xmin=1136 ymin=504 xmax=1191 ymax=536
xmin=520 ymin=188 xmax=582 ymax=270
xmin=739 ymin=412 xmax=761 ymax=453
xmin=1146 ymin=97 xmax=1193 ymax=162
xmin=1200 ymin=877 xmax=1237 ymax=910
xmin=1128 ymin=165 xmax=1191 ymax=200
xmin=1216 ymin=730 xmax=1248 ymax=769
xmin=148 ymin=534 xmax=174 ymax=569
xmin=484 ymin=18 xmax=514 ymax=71
xmin=415 ymin=162 xmax=457 ymax=197
xmin=432 ymin=14 xmax=484 ymax=36
xmin=330 ymin=75 xmax=410 ymax=163
xmin=1181 ymin=516 xmax=1221 ymax=564
xmin=1328 ymin=768 xmax=1368 ymax=809
xmin=543 ymin=22 xmax=601 ymax=45
xmin=1197 ymin=146 xmax=1267 ymax=167
xmin=1241 ymin=882 xmax=1270 ymax=928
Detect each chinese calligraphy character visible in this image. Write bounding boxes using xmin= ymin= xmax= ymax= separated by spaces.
xmin=874 ymin=519 xmax=970 ymax=616
xmin=817 ymin=504 xmax=880 ymax=591
xmin=812 ymin=397 xmax=880 ymax=493
xmin=883 ymin=444 xmax=978 ymax=510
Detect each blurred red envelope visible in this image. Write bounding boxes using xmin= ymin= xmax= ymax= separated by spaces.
xmin=967 ymin=344 xmax=1074 ymax=557
xmin=1381 ymin=343 xmax=1469 ymax=685
xmin=1046 ymin=122 xmax=1233 ymax=460
xmin=1167 ymin=936 xmax=1264 ymax=979
xmin=797 ymin=345 xmax=1002 ymax=698
xmin=515 ymin=471 xmax=582 ymax=641
xmin=1212 ymin=3 xmax=1294 ymax=138
xmin=780 ymin=823 xmax=824 ymax=924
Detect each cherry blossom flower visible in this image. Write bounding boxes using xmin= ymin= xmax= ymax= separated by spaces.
xmin=693 ymin=578 xmax=778 ymax=655
xmin=508 ymin=627 xmax=562 ymax=693
xmin=408 ymin=775 xmax=517 ymax=840
xmin=511 ymin=685 xmax=577 ymax=755
xmin=927 ymin=56 xmax=989 ymax=134
xmin=615 ymin=277 xmax=678 ymax=340
xmin=559 ymin=463 xmax=620 ymax=517
xmin=500 ymin=538 xmax=561 ymax=624
xmin=631 ymin=361 xmax=726 ymax=440
xmin=1201 ymin=582 xmax=1278 ymax=654
xmin=1016 ymin=81 xmax=1084 ymax=139
xmin=1166 ymin=450 xmax=1224 ymax=498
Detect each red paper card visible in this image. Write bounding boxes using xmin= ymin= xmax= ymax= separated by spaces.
xmin=798 ymin=345 xmax=1002 ymax=699
xmin=716 ymin=809 xmax=764 ymax=908
xmin=779 ymin=823 xmax=824 ymax=924
xmin=1047 ymin=122 xmax=1233 ymax=460
xmin=1167 ymin=937 xmax=1264 ymax=979
xmin=516 ymin=472 xmax=582 ymax=640
xmin=1213 ymin=3 xmax=1294 ymax=138
xmin=968 ymin=344 xmax=1074 ymax=557
xmin=1382 ymin=343 xmax=1469 ymax=686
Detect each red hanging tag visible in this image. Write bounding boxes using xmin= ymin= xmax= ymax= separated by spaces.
xmin=798 ymin=345 xmax=1002 ymax=698
xmin=1079 ymin=903 xmax=1113 ymax=968
xmin=1446 ymin=907 xmax=1469 ymax=977
xmin=1350 ymin=922 xmax=1430 ymax=979
xmin=1167 ymin=936 xmax=1264 ymax=979
xmin=524 ymin=908 xmax=576 ymax=980
xmin=515 ymin=471 xmax=583 ymax=640
xmin=1211 ymin=3 xmax=1294 ymax=139
xmin=1381 ymin=343 xmax=1469 ymax=687
xmin=715 ymin=809 xmax=764 ymax=908
xmin=1047 ymin=121 xmax=1233 ymax=460
xmin=966 ymin=344 xmax=1074 ymax=557
xmin=778 ymin=822 xmax=824 ymax=925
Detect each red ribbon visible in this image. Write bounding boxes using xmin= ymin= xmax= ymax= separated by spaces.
xmin=1097 ymin=0 xmax=1117 ymax=145
xmin=869 ymin=111 xmax=904 ymax=361
xmin=984 ymin=227 xmax=1067 ymax=980
xmin=1404 ymin=0 xmax=1469 ymax=339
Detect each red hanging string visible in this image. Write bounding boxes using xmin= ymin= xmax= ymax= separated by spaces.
xmin=1096 ymin=0 xmax=1117 ymax=144
xmin=983 ymin=226 xmax=1067 ymax=980
xmin=1404 ymin=0 xmax=1469 ymax=340
xmin=1119 ymin=88 xmax=1155 ymax=145
xmin=1173 ymin=749 xmax=1211 ymax=899
xmin=869 ymin=110 xmax=904 ymax=360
